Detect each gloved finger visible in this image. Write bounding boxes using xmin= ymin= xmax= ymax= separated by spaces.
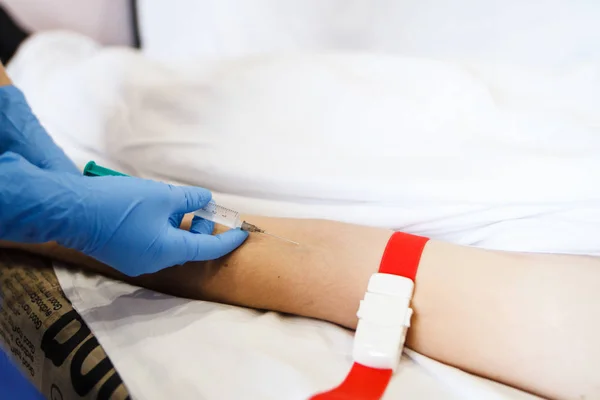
xmin=36 ymin=149 xmax=80 ymax=175
xmin=169 ymin=213 xmax=185 ymax=228
xmin=189 ymin=215 xmax=215 ymax=235
xmin=165 ymin=228 xmax=249 ymax=266
xmin=169 ymin=184 xmax=212 ymax=214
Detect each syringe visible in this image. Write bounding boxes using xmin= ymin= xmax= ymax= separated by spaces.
xmin=83 ymin=161 xmax=298 ymax=245
xmin=194 ymin=201 xmax=299 ymax=244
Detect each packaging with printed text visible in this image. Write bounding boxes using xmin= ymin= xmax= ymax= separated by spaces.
xmin=0 ymin=250 xmax=130 ymax=399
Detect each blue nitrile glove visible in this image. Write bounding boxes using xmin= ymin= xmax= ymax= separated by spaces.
xmin=0 ymin=348 xmax=44 ymax=400
xmin=0 ymin=152 xmax=249 ymax=276
xmin=0 ymin=85 xmax=79 ymax=174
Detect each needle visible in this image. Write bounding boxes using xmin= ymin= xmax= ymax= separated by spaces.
xmin=261 ymin=231 xmax=300 ymax=245
xmin=240 ymin=221 xmax=299 ymax=245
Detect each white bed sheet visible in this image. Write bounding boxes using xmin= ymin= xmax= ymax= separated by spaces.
xmin=54 ymin=269 xmax=541 ymax=400
xmin=9 ymin=31 xmax=600 ymax=399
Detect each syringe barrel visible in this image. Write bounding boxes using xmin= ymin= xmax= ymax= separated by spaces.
xmin=193 ymin=200 xmax=243 ymax=229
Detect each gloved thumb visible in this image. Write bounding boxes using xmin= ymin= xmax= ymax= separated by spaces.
xmin=160 ymin=228 xmax=249 ymax=271
xmin=169 ymin=185 xmax=213 ymax=214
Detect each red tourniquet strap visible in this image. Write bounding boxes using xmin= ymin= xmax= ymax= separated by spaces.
xmin=378 ymin=232 xmax=428 ymax=280
xmin=310 ymin=363 xmax=393 ymax=400
xmin=310 ymin=232 xmax=429 ymax=400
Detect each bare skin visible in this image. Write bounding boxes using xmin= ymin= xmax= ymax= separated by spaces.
xmin=0 ymin=62 xmax=11 ymax=85
xmin=1 ymin=62 xmax=599 ymax=400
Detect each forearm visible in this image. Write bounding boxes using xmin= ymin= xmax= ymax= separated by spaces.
xmin=0 ymin=216 xmax=387 ymax=325
xmin=2 ymin=217 xmax=388 ymax=325
xmin=2 ymin=216 xmax=599 ymax=400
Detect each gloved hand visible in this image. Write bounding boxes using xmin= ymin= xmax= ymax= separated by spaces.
xmin=0 ymin=85 xmax=79 ymax=174
xmin=0 ymin=152 xmax=249 ymax=276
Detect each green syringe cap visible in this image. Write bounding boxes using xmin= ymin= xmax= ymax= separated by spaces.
xmin=83 ymin=161 xmax=129 ymax=177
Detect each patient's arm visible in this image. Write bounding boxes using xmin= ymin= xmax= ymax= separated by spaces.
xmin=2 ymin=215 xmax=599 ymax=400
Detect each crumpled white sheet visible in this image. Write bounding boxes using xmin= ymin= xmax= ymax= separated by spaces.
xmin=9 ymin=31 xmax=600 ymax=399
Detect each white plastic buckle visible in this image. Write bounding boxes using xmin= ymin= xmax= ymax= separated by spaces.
xmin=352 ymin=273 xmax=414 ymax=371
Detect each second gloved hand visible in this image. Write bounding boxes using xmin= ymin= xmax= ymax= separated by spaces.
xmin=0 ymin=85 xmax=79 ymax=174
xmin=0 ymin=152 xmax=249 ymax=276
